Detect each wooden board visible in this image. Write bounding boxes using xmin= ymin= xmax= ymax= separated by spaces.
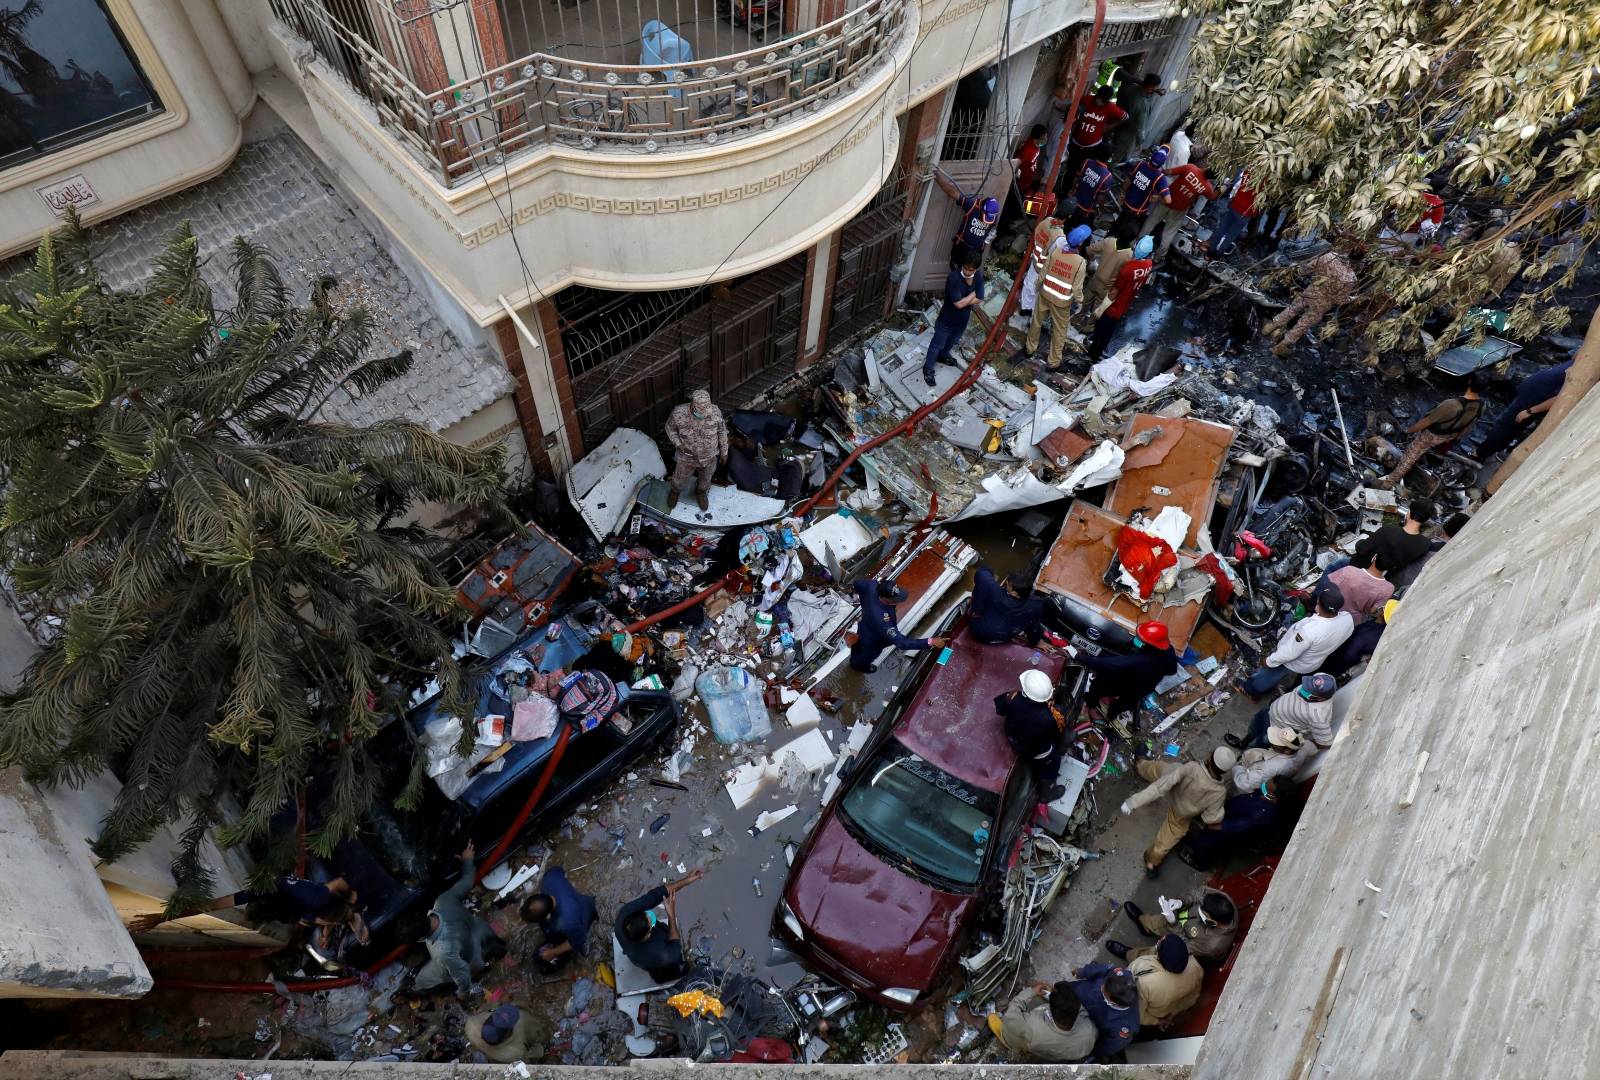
xmin=1034 ymin=501 xmax=1204 ymax=652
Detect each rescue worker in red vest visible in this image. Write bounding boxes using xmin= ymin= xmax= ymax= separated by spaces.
xmin=1062 ymin=157 xmax=1115 ymax=232
xmin=1020 ymin=224 xmax=1092 ymax=371
xmin=1142 ymin=148 xmax=1216 ymax=258
xmin=1063 ymin=85 xmax=1128 ymax=197
xmin=1018 ymin=201 xmax=1064 ymax=316
xmin=934 ymin=169 xmax=1001 ymax=269
xmin=1087 ymin=235 xmax=1154 ymax=360
xmin=1115 ymin=144 xmax=1172 ymax=243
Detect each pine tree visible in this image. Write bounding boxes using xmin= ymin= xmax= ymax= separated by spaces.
xmin=0 ymin=214 xmax=508 ymax=910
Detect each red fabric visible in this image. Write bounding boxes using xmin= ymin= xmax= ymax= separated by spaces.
xmin=1073 ymin=97 xmax=1127 ymax=146
xmin=730 ymin=1039 xmax=795 ymax=1064
xmin=1017 ymin=138 xmax=1043 ymax=192
xmin=1165 ymin=165 xmax=1217 ymax=213
xmin=1412 ymin=191 xmax=1444 ymax=231
xmin=1229 ymin=171 xmax=1259 ymax=217
xmin=1195 ymin=552 xmax=1235 ymax=605
xmin=1107 ymin=259 xmax=1154 ymax=318
xmin=1116 ymin=525 xmax=1177 ymax=599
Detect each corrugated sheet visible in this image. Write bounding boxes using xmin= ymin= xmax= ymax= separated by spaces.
xmin=1196 ymin=384 xmax=1600 ymax=1078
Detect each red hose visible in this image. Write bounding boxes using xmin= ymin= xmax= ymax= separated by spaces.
xmin=145 ymin=11 xmax=1109 ymax=993
xmin=798 ymin=0 xmax=1109 ymax=516
xmin=151 ymin=726 xmax=575 ymax=994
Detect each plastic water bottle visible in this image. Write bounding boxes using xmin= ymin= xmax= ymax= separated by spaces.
xmin=751 ymin=877 xmax=763 ymax=898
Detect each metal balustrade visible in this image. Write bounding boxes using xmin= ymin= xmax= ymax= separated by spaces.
xmin=271 ymin=0 xmax=911 ymax=185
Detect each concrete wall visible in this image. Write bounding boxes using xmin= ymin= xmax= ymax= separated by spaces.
xmin=0 ymin=1054 xmax=1191 ymax=1079
xmin=0 ymin=772 xmax=151 ymax=1000
xmin=1195 ymin=383 xmax=1600 ymax=1078
xmin=0 ymin=0 xmax=250 ymax=259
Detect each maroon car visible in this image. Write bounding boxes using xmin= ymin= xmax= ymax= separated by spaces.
xmin=775 ymin=615 xmax=1066 ymax=1009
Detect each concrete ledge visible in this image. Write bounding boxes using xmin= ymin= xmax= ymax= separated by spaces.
xmin=0 ymin=1052 xmax=1190 ymax=1079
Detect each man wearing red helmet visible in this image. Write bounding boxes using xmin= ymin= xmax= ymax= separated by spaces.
xmin=1063 ymin=620 xmax=1178 ymax=727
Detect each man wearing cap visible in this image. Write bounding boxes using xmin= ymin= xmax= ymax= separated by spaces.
xmin=665 ymin=389 xmax=728 ymax=512
xmin=1121 ymin=934 xmax=1202 ymax=1029
xmin=996 ymin=670 xmax=1069 ymax=802
xmin=1229 ymin=726 xmax=1307 ymax=792
xmin=923 ymin=250 xmax=986 ymax=388
xmin=849 ymin=577 xmax=948 ymax=673
xmin=970 ymin=564 xmax=1046 ymax=646
xmin=1116 ymin=887 xmax=1238 ymax=967
xmin=1240 ymin=587 xmax=1353 ymax=700
xmin=1323 ymin=599 xmax=1398 ymax=681
xmin=520 ymin=866 xmax=598 ymax=974
xmin=467 ymin=1004 xmax=538 ymax=1063
xmin=1087 ymin=235 xmax=1155 ymax=361
xmin=1064 ymin=620 xmax=1177 ymax=728
xmin=1122 ymin=744 xmax=1235 ymax=872
xmin=1021 ymin=224 xmax=1092 ymax=371
xmin=987 ymin=979 xmax=1096 ymax=1062
xmin=1067 ymin=963 xmax=1139 ymax=1060
xmin=1116 ymin=144 xmax=1172 ymax=242
xmin=935 ymin=170 xmax=1002 ymax=269
xmin=1237 ymin=672 xmax=1337 ymax=753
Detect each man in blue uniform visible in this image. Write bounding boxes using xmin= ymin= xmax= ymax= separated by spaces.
xmin=1068 ymin=963 xmax=1140 ymax=1060
xmin=923 ymin=252 xmax=986 ymax=387
xmin=1116 ymin=144 xmax=1171 ymax=242
xmin=996 ymin=670 xmax=1067 ymax=800
xmin=1473 ymin=360 xmax=1572 ymax=458
xmin=935 ymin=169 xmax=1001 ymax=268
xmin=970 ymin=565 xmax=1045 ymax=645
xmin=1066 ymin=620 xmax=1178 ymax=725
xmin=1064 ymin=157 xmax=1114 ymax=231
xmin=849 ymin=578 xmax=947 ymax=673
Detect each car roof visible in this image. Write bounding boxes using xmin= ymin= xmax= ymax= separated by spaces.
xmin=892 ymin=620 xmax=1065 ymax=791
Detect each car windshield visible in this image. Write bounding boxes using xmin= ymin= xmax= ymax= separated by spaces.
xmin=838 ymin=739 xmax=999 ymax=890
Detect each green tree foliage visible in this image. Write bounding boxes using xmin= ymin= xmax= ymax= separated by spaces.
xmin=0 ymin=216 xmax=507 ymax=909
xmin=1187 ymin=0 xmax=1600 ymax=356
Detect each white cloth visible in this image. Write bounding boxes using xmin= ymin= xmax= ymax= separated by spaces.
xmin=1265 ymin=612 xmax=1354 ymax=674
xmin=1167 ymin=129 xmax=1191 ymax=169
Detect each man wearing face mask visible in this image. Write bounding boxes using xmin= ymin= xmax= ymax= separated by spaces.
xmin=615 ymin=869 xmax=704 ymax=983
xmin=923 ymin=251 xmax=986 ymax=388
xmin=665 ymin=389 xmax=728 ymax=512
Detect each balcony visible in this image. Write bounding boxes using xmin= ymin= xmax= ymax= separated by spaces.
xmin=270 ymin=0 xmax=911 ymax=185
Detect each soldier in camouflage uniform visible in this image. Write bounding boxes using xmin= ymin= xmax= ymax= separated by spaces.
xmin=1265 ymin=249 xmax=1357 ymax=357
xmin=665 ymin=389 xmax=728 ymax=511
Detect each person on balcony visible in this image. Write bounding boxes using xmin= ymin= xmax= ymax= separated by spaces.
xmin=934 ymin=168 xmax=1001 ymax=269
xmin=665 ymin=389 xmax=728 ymax=512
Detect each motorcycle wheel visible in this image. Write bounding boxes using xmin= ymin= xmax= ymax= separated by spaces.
xmin=1231 ymin=588 xmax=1280 ymax=633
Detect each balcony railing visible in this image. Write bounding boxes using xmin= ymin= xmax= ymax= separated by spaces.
xmin=271 ymin=0 xmax=911 ymax=186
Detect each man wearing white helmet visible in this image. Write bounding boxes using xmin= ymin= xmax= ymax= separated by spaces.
xmin=995 ymin=668 xmax=1067 ymax=802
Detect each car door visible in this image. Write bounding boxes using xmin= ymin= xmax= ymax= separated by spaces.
xmin=986 ymin=764 xmax=1036 ymax=895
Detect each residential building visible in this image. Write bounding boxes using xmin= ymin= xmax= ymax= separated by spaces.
xmin=1 ymin=0 xmax=1195 ymax=485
